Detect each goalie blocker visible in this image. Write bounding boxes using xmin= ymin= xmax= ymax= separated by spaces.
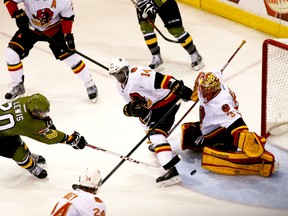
xmin=181 ymin=121 xmax=278 ymax=177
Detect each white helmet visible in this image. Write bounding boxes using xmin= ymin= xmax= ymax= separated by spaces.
xmin=109 ymin=57 xmax=129 ymax=75
xmin=72 ymin=168 xmax=102 ymax=190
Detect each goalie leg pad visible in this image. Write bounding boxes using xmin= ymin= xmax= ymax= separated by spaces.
xmin=235 ymin=130 xmax=265 ymax=158
xmin=202 ymin=147 xmax=276 ymax=177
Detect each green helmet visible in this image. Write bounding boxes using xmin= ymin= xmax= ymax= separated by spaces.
xmin=26 ymin=93 xmax=50 ymax=113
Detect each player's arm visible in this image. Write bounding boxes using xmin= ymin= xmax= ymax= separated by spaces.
xmin=154 ymin=72 xmax=193 ymax=101
xmin=26 ymin=118 xmax=87 ymax=150
xmin=4 ymin=0 xmax=29 ymax=31
xmin=60 ymin=0 xmax=75 ymax=52
xmin=4 ymin=0 xmax=18 ymax=17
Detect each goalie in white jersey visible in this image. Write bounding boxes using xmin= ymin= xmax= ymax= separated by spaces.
xmin=4 ymin=0 xmax=98 ymax=103
xmin=181 ymin=70 xmax=278 ymax=177
xmin=50 ymin=168 xmax=106 ymax=216
xmin=109 ymin=57 xmax=194 ymax=187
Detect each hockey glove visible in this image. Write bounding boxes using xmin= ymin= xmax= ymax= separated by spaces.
xmin=13 ymin=9 xmax=29 ymax=31
xmin=65 ymin=131 xmax=86 ymax=150
xmin=169 ymin=80 xmax=193 ymax=101
xmin=64 ymin=33 xmax=76 ymax=52
xmin=137 ymin=0 xmax=156 ymax=19
xmin=123 ymin=100 xmax=149 ymax=117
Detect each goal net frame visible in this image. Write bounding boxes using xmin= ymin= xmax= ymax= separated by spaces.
xmin=261 ymin=39 xmax=288 ymax=137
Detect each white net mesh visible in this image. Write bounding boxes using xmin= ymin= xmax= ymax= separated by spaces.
xmin=264 ymin=39 xmax=288 ymax=136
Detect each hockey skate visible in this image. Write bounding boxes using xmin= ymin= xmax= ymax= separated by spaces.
xmin=149 ymin=53 xmax=163 ymax=71
xmin=156 ymin=166 xmax=181 ymax=187
xmin=29 ymin=164 xmax=47 ymax=179
xmin=5 ymin=75 xmax=25 ymax=100
xmin=190 ymin=50 xmax=205 ymax=71
xmin=31 ymin=153 xmax=46 ymax=164
xmin=86 ymin=80 xmax=98 ymax=103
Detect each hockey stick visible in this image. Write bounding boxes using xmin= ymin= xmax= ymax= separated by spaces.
xmin=29 ymin=26 xmax=109 ymax=71
xmin=86 ymin=143 xmax=160 ymax=168
xmin=167 ymin=99 xmax=198 ymax=137
xmin=167 ymin=40 xmax=246 ymax=137
xmin=130 ymin=0 xmax=181 ymax=44
xmin=101 ymin=99 xmax=182 ymax=184
xmin=221 ymin=40 xmax=246 ymax=72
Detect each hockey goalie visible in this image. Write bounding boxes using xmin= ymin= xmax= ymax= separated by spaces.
xmin=181 ymin=70 xmax=278 ymax=177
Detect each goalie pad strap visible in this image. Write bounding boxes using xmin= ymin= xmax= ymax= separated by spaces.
xmin=163 ymin=154 xmax=181 ymax=170
xmin=202 ymin=147 xmax=275 ymax=177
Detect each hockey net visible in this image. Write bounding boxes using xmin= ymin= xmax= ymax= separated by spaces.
xmin=262 ymin=39 xmax=288 ymax=137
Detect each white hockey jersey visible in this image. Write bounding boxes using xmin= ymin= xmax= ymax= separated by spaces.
xmin=50 ymin=189 xmax=106 ymax=216
xmin=116 ymin=65 xmax=171 ymax=108
xmin=198 ymin=70 xmax=241 ymax=135
xmin=13 ymin=0 xmax=74 ymax=31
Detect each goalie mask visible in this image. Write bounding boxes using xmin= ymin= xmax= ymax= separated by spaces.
xmin=109 ymin=57 xmax=129 ymax=84
xmin=26 ymin=93 xmax=50 ymax=119
xmin=199 ymin=72 xmax=221 ymax=102
xmin=72 ymin=168 xmax=103 ymax=194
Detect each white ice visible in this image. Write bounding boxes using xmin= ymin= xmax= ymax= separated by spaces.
xmin=0 ymin=1 xmax=287 ymax=215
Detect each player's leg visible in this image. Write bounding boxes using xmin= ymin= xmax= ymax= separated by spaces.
xmin=49 ymin=31 xmax=98 ymax=103
xmin=137 ymin=8 xmax=163 ymax=70
xmin=147 ymin=101 xmax=181 ymax=187
xmin=158 ymin=0 xmax=204 ymax=70
xmin=5 ymin=30 xmax=36 ymax=99
xmin=0 ymin=136 xmax=47 ymax=179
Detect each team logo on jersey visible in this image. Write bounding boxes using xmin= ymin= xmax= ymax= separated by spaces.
xmin=32 ymin=8 xmax=54 ymax=26
xmin=221 ymin=104 xmax=230 ymax=113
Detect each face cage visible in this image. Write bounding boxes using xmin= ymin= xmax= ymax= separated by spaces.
xmin=111 ymin=66 xmax=129 ymax=83
xmin=199 ymin=85 xmax=220 ymax=101
xmin=31 ymin=110 xmax=49 ymax=119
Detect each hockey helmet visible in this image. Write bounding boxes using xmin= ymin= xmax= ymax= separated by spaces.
xmin=72 ymin=168 xmax=102 ymax=191
xmin=109 ymin=57 xmax=129 ymax=83
xmin=199 ymin=72 xmax=221 ymax=101
xmin=26 ymin=93 xmax=50 ymax=118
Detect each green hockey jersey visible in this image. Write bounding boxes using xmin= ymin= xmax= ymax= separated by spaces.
xmin=0 ymin=96 xmax=66 ymax=144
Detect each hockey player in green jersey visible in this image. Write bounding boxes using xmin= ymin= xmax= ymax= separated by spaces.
xmin=135 ymin=0 xmax=204 ymax=70
xmin=0 ymin=93 xmax=87 ymax=179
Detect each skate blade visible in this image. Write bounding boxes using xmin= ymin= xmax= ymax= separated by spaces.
xmin=157 ymin=176 xmax=181 ymax=187
xmin=90 ymin=98 xmax=98 ymax=103
xmin=154 ymin=65 xmax=164 ymax=72
xmin=192 ymin=61 xmax=205 ymax=71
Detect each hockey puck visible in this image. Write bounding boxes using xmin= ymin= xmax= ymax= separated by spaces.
xmin=190 ymin=169 xmax=197 ymax=176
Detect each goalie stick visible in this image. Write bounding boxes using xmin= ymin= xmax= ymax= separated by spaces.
xmin=86 ymin=144 xmax=160 ymax=168
xmin=167 ymin=40 xmax=247 ymax=137
xmin=28 ymin=26 xmax=109 ymax=71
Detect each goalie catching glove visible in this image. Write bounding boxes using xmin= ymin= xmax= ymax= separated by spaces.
xmin=169 ymin=80 xmax=193 ymax=101
xmin=64 ymin=131 xmax=87 ymax=150
xmin=123 ymin=98 xmax=149 ymax=117
xmin=137 ymin=0 xmax=157 ymax=18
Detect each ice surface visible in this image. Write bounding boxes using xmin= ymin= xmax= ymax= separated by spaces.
xmin=0 ymin=1 xmax=287 ymax=215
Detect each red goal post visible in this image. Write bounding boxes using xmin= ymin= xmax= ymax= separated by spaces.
xmin=262 ymin=39 xmax=288 ymax=137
